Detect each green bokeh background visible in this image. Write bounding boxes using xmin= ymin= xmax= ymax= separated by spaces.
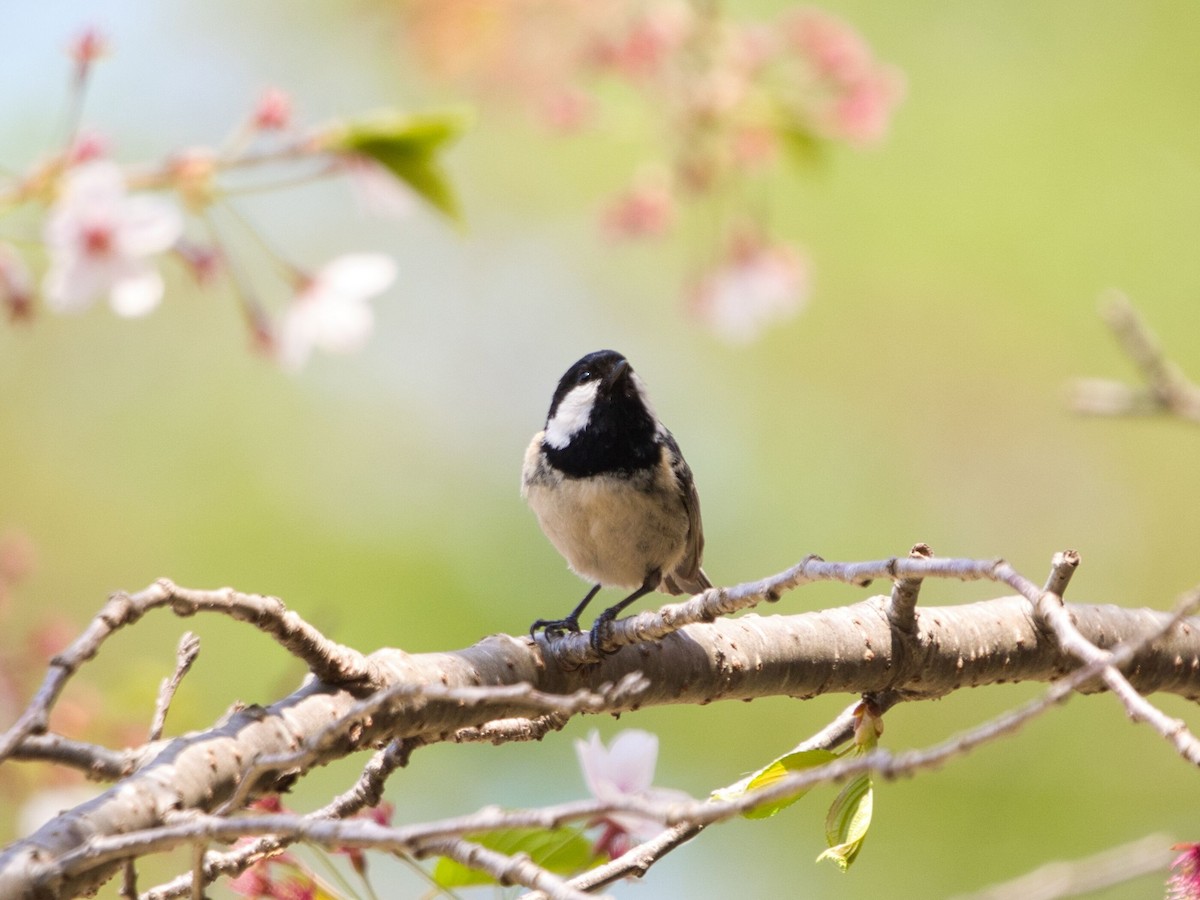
xmin=2 ymin=1 xmax=1199 ymax=896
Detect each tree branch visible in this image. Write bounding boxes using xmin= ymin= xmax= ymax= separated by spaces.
xmin=4 ymin=554 xmax=1200 ymax=898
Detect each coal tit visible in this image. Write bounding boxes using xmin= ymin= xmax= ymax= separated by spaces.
xmin=523 ymin=349 xmax=711 ymax=651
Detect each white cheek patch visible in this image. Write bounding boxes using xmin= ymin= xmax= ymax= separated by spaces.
xmin=631 ymin=372 xmax=658 ymax=420
xmin=545 ymin=380 xmax=600 ymax=448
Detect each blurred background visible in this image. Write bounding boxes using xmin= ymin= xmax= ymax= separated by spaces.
xmin=2 ymin=1 xmax=1200 ymax=896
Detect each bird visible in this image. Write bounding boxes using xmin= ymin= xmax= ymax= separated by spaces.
xmin=522 ymin=349 xmax=711 ymax=652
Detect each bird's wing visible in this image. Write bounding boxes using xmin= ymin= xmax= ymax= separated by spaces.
xmin=661 ymin=431 xmax=711 ymax=595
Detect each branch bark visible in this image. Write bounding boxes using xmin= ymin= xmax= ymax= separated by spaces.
xmin=2 ymin=556 xmax=1199 ymax=898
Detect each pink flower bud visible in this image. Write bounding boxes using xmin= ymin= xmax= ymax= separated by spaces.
xmin=253 ymin=87 xmax=293 ymax=131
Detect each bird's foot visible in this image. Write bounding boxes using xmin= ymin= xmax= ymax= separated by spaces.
xmin=530 ymin=616 xmax=580 ymax=640
xmin=588 ymin=610 xmax=620 ymax=656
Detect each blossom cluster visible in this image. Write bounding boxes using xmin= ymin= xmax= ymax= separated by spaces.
xmin=0 ymin=28 xmax=462 ymax=370
xmin=399 ymin=1 xmax=903 ymax=342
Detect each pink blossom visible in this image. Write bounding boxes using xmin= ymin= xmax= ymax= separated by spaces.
xmin=253 ymin=87 xmax=293 ymax=131
xmin=589 ymin=2 xmax=693 ymax=80
xmin=691 ymin=234 xmax=810 ymax=343
xmin=277 ymin=253 xmax=398 ymax=371
xmin=538 ymin=88 xmax=595 ymax=133
xmin=68 ymin=131 xmax=109 ymax=165
xmin=68 ymin=26 xmax=108 ymax=83
xmin=575 ymin=729 xmax=690 ymax=859
xmin=784 ymin=9 xmax=873 ymax=83
xmin=782 ymin=9 xmax=904 ymax=146
xmin=826 ymin=65 xmax=905 ymax=146
xmin=42 ymin=161 xmax=183 ymax=317
xmin=174 ymin=241 xmax=222 ymax=286
xmin=335 ymin=802 xmax=395 ymax=875
xmin=732 ymin=125 xmax=780 ymax=169
xmin=228 ymin=865 xmax=274 ymax=898
xmin=272 ymin=877 xmax=316 ymax=900
xmin=601 ymin=174 xmax=675 ymax=240
xmin=1170 ymin=844 xmax=1200 ymax=900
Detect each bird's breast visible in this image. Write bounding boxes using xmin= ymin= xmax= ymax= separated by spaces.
xmin=522 ymin=439 xmax=688 ymax=590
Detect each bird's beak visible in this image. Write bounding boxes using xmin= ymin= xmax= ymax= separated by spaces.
xmin=605 ymin=359 xmax=630 ymax=389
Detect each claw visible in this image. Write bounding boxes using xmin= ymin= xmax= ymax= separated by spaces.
xmin=588 ymin=611 xmax=619 ymax=655
xmin=530 ymin=616 xmax=580 ymax=639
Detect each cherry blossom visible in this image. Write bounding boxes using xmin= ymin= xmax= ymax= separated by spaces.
xmin=784 ymin=8 xmax=905 ymax=147
xmin=691 ymin=233 xmax=810 ymax=344
xmin=601 ymin=172 xmax=675 ymax=240
xmin=42 ymin=161 xmax=184 ymax=317
xmin=252 ymin=87 xmax=292 ymax=131
xmin=67 ymin=26 xmax=108 ymax=84
xmin=826 ymin=65 xmax=905 ymax=146
xmin=575 ymin=729 xmax=690 ymax=859
xmin=277 ymin=253 xmax=398 ymax=371
xmin=1171 ymin=844 xmax=1200 ymax=900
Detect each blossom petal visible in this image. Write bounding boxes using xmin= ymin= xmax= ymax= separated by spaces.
xmin=109 ymin=266 xmax=164 ymax=317
xmin=59 ymin=160 xmax=126 ymax=207
xmin=317 ymin=253 xmax=398 ymax=297
xmin=575 ymin=729 xmax=659 ymax=799
xmin=311 ymin=297 xmax=374 ymax=353
xmin=277 ymin=307 xmax=317 ymax=372
xmin=43 ymin=256 xmax=110 ymax=313
xmin=116 ymin=196 xmax=184 ymax=256
xmin=575 ymin=731 xmax=611 ymax=800
xmin=602 ymin=730 xmax=659 ymax=794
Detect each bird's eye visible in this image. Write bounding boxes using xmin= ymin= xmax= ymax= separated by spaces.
xmin=576 ymin=369 xmax=592 ymax=384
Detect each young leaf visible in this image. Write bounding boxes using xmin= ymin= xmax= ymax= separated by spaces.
xmin=712 ymin=748 xmax=841 ymax=819
xmin=816 ymin=772 xmax=873 ymax=872
xmin=321 ymin=110 xmax=470 ymax=224
xmin=432 ymin=827 xmax=594 ymax=888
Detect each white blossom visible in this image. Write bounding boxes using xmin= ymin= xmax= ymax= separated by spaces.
xmin=277 ymin=253 xmax=398 ymax=370
xmin=42 ymin=161 xmax=183 ymax=317
xmin=575 ymin=729 xmax=690 ymax=849
xmin=692 ymin=237 xmax=809 ymax=343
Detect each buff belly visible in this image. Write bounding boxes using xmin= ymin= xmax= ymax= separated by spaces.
xmin=522 ymin=439 xmax=688 ymax=590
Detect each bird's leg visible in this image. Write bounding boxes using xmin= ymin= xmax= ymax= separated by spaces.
xmin=530 ymin=583 xmax=603 ymax=638
xmin=589 ymin=570 xmax=661 ymax=654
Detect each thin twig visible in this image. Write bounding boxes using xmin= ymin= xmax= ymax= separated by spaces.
xmin=188 ymin=844 xmax=203 ymax=900
xmin=886 ymin=543 xmax=933 ymax=633
xmin=0 ymin=578 xmax=374 ymax=765
xmin=951 ymin=832 xmax=1174 ymax=900
xmin=141 ymin=739 xmax=415 ymax=899
xmin=120 ymin=861 xmax=137 ymax=900
xmin=565 ymin=552 xmax=1056 ymax=662
xmin=1068 ymin=292 xmax=1200 ymax=422
xmin=413 ymin=837 xmax=598 ymax=900
xmin=11 ymin=733 xmax=159 ymax=781
xmin=1030 ymin=557 xmax=1200 ymax=766
xmin=149 ymin=632 xmax=200 ymax=742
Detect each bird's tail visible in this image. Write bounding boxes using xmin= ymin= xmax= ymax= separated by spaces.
xmin=662 ymin=567 xmax=712 ymax=596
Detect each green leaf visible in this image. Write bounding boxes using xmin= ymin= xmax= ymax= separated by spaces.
xmin=816 ymin=772 xmax=873 ymax=872
xmin=431 ymin=827 xmax=594 ymax=888
xmin=712 ymin=748 xmax=841 ymax=819
xmin=322 ymin=109 xmax=470 ymax=225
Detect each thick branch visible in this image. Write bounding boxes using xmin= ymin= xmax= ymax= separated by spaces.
xmin=4 ymin=562 xmax=1200 ymax=897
